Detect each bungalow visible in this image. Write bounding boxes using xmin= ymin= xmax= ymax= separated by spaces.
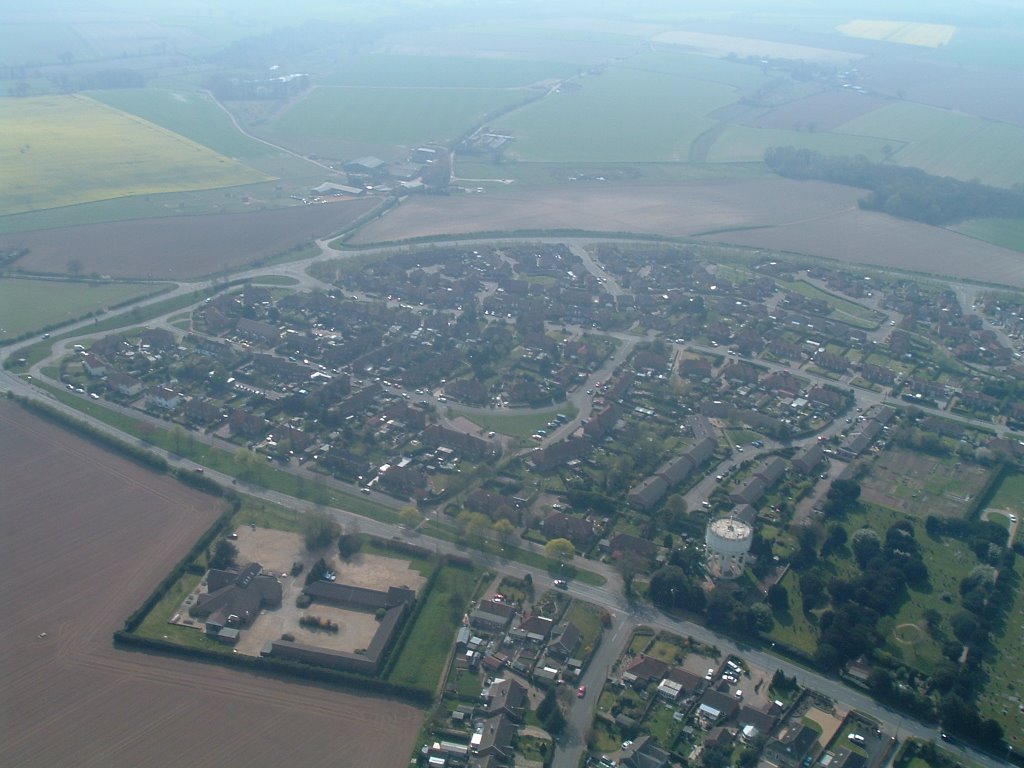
xmin=470 ymin=714 xmax=516 ymax=760
xmin=548 ymin=621 xmax=581 ymax=659
xmin=622 ymin=655 xmax=668 ymax=685
xmin=763 ymin=723 xmax=821 ymax=768
xmin=619 ymin=735 xmax=671 ymax=768
xmin=696 ymin=689 xmax=739 ymax=728
xmin=540 ymin=512 xmax=596 ymax=549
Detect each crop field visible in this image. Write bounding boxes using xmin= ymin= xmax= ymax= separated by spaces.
xmin=704 ymin=124 xmax=895 ymax=164
xmin=0 ymin=95 xmax=271 ymax=216
xmin=89 ymin=89 xmax=276 ymax=160
xmin=701 ymin=206 xmax=1024 ymax=289
xmin=0 ymin=401 xmax=423 ymax=768
xmin=650 ymin=30 xmax=862 ymax=65
xmin=748 ymin=89 xmax=890 ymax=133
xmin=837 ymin=102 xmax=1024 ymax=188
xmin=836 ymin=20 xmax=957 ymax=48
xmin=346 ymin=178 xmax=863 ymax=244
xmin=1 ymin=198 xmax=379 ymax=278
xmin=0 ymin=278 xmax=160 ymax=341
xmin=266 ymin=86 xmax=525 ymax=155
xmin=952 ymin=218 xmax=1024 ymax=253
xmin=493 ymin=67 xmax=737 ymax=162
xmin=321 ymin=53 xmax=575 ymax=88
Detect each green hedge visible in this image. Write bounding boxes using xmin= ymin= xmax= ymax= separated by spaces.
xmin=112 ymin=631 xmax=432 ymax=704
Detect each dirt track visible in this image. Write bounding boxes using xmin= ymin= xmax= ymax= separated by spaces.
xmin=0 ymin=401 xmax=422 ymax=768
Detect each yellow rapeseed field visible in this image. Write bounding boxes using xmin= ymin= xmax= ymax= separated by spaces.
xmin=837 ymin=20 xmax=957 ymax=48
xmin=0 ymin=95 xmax=272 ymax=216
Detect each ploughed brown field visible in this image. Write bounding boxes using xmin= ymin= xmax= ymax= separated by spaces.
xmin=0 ymin=196 xmax=380 ymax=279
xmin=348 ymin=178 xmax=1024 ymax=287
xmin=0 ymin=401 xmax=422 ymax=768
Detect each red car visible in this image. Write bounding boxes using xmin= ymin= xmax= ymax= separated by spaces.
xmin=577 ymin=685 xmax=586 ymax=698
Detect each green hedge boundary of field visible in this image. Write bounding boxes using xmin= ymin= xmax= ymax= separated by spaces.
xmin=9 ymin=393 xmax=170 ymax=473
xmin=965 ymin=461 xmax=1009 ymax=522
xmin=112 ymin=631 xmax=432 ymax=704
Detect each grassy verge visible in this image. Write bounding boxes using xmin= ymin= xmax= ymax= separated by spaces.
xmin=454 ymin=403 xmax=578 ymax=438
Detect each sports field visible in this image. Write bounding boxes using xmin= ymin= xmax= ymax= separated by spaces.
xmin=267 ymin=85 xmax=525 ymax=152
xmin=0 ymin=95 xmax=271 ymax=216
xmin=0 ymin=278 xmax=161 ymax=341
xmin=494 ymin=67 xmax=736 ymax=162
xmin=0 ymin=401 xmax=423 ymax=768
xmin=89 ymin=88 xmax=275 ymax=159
xmin=837 ymin=102 xmax=1024 ymax=188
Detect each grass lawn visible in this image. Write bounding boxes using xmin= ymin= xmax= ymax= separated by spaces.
xmin=988 ymin=471 xmax=1024 ymax=515
xmin=387 ymin=564 xmax=481 ymax=691
xmin=1 ymin=95 xmax=270 ymax=215
xmin=564 ymin=601 xmax=605 ymax=657
xmin=838 ymin=102 xmax=1024 ymax=188
xmin=777 ymin=278 xmax=885 ymax=329
xmin=0 ymin=278 xmax=162 ymax=341
xmin=88 ymin=89 xmax=275 ymax=159
xmin=951 ymin=218 xmax=1024 ymax=253
xmin=454 ymin=404 xmax=577 ymax=439
xmin=766 ymin=568 xmax=819 ymax=656
xmin=493 ymin=66 xmax=737 ymax=162
xmin=134 ymin=571 xmax=231 ymax=653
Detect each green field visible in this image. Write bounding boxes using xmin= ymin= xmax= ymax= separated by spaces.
xmin=1 ymin=95 xmax=272 ymax=215
xmin=0 ymin=278 xmax=163 ymax=341
xmin=493 ymin=67 xmax=738 ymax=162
xmin=454 ymin=404 xmax=577 ymax=439
xmin=952 ymin=217 xmax=1024 ymax=253
xmin=705 ymin=124 xmax=896 ymax=164
xmin=322 ymin=53 xmax=576 ymax=88
xmin=267 ymin=86 xmax=526 ymax=151
xmin=453 ymin=159 xmax=770 ymax=187
xmin=837 ymin=102 xmax=1024 ymax=188
xmin=387 ymin=563 xmax=481 ymax=690
xmin=89 ymin=89 xmax=276 ymax=159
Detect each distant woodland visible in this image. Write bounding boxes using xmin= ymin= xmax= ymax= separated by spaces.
xmin=765 ymin=146 xmax=1024 ymax=226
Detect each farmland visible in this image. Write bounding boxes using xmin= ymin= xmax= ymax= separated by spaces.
xmin=265 ymin=86 xmax=526 ymax=157
xmin=0 ymin=278 xmax=162 ymax=341
xmin=0 ymin=198 xmax=380 ymax=279
xmin=704 ymin=124 xmax=895 ymax=164
xmin=0 ymin=95 xmax=271 ymax=216
xmin=836 ymin=20 xmax=957 ymax=48
xmin=837 ymin=102 xmax=1024 ymax=188
xmin=320 ymin=53 xmax=576 ymax=88
xmin=0 ymin=400 xmax=423 ymax=768
xmin=493 ymin=67 xmax=737 ymax=162
xmin=952 ymin=218 xmax=1024 ymax=253
xmin=89 ymin=89 xmax=276 ymax=160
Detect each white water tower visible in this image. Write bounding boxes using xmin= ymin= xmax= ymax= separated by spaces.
xmin=705 ymin=517 xmax=753 ymax=579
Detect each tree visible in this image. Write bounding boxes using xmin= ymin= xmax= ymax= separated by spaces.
xmin=303 ymin=507 xmax=339 ymax=551
xmin=399 ymin=505 xmax=420 ymax=529
xmin=851 ymin=528 xmax=882 ymax=568
xmin=767 ymin=583 xmax=789 ymax=611
xmin=545 ymin=538 xmax=575 ymax=568
xmin=209 ymin=538 xmax=237 ymax=570
xmin=492 ymin=518 xmax=515 ymax=547
xmin=749 ymin=603 xmax=775 ymax=633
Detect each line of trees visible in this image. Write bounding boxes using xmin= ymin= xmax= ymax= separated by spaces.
xmin=764 ymin=146 xmax=1024 ymax=225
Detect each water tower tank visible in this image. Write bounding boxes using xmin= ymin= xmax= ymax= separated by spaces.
xmin=705 ymin=517 xmax=753 ymax=579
